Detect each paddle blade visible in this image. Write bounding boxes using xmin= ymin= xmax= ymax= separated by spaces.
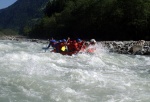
xmin=61 ymin=46 xmax=66 ymax=51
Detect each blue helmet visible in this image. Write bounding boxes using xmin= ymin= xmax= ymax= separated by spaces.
xmin=62 ymin=39 xmax=66 ymax=42
xmin=50 ymin=40 xmax=56 ymax=43
xmin=59 ymin=40 xmax=62 ymax=43
xmin=77 ymin=38 xmax=82 ymax=42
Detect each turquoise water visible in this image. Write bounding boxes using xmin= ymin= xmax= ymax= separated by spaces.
xmin=0 ymin=40 xmax=150 ymax=102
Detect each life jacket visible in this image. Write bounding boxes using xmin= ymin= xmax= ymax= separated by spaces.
xmin=86 ymin=44 xmax=96 ymax=53
xmin=77 ymin=42 xmax=83 ymax=49
xmin=51 ymin=42 xmax=57 ymax=48
xmin=68 ymin=40 xmax=79 ymax=52
xmin=56 ymin=42 xmax=64 ymax=52
xmin=53 ymin=42 xmax=61 ymax=53
xmin=86 ymin=48 xmax=96 ymax=53
xmin=80 ymin=44 xmax=87 ymax=52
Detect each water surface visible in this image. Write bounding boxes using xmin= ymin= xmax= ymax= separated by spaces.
xmin=0 ymin=40 xmax=150 ymax=102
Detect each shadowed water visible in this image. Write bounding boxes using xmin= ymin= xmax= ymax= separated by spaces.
xmin=0 ymin=40 xmax=150 ymax=102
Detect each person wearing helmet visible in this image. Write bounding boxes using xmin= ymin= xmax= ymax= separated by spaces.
xmin=77 ymin=38 xmax=85 ymax=50
xmin=60 ymin=39 xmax=68 ymax=52
xmin=45 ymin=39 xmax=57 ymax=49
xmin=85 ymin=41 xmax=90 ymax=47
xmin=55 ymin=40 xmax=63 ymax=53
xmin=90 ymin=39 xmax=97 ymax=45
xmin=85 ymin=39 xmax=97 ymax=53
xmin=68 ymin=40 xmax=79 ymax=52
xmin=79 ymin=41 xmax=90 ymax=52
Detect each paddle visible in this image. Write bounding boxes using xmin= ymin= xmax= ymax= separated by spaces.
xmin=61 ymin=46 xmax=66 ymax=51
xmin=61 ymin=37 xmax=70 ymax=52
xmin=42 ymin=38 xmax=53 ymax=52
xmin=42 ymin=45 xmax=49 ymax=52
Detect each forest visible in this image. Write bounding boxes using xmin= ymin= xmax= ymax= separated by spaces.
xmin=24 ymin=0 xmax=150 ymax=40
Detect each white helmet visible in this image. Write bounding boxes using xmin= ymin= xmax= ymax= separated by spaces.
xmin=85 ymin=41 xmax=90 ymax=45
xmin=90 ymin=39 xmax=96 ymax=43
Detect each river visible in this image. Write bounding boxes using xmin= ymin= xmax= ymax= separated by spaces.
xmin=0 ymin=40 xmax=150 ymax=102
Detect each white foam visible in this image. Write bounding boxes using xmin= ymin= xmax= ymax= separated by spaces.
xmin=0 ymin=40 xmax=150 ymax=102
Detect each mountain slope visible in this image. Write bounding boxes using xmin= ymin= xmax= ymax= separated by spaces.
xmin=0 ymin=0 xmax=48 ymax=31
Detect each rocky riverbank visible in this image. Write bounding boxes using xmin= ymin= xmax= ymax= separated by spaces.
xmin=101 ymin=40 xmax=150 ymax=55
xmin=0 ymin=35 xmax=150 ymax=55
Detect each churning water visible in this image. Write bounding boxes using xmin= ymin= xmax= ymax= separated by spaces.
xmin=0 ymin=40 xmax=150 ymax=102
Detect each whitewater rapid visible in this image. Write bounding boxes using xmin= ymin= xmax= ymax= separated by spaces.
xmin=0 ymin=40 xmax=150 ymax=102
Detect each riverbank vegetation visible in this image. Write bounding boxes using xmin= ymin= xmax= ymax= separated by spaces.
xmin=24 ymin=0 xmax=150 ymax=40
